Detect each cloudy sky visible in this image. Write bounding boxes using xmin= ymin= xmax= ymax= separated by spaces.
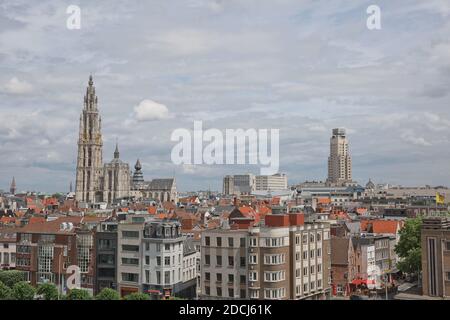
xmin=1 ymin=0 xmax=450 ymax=193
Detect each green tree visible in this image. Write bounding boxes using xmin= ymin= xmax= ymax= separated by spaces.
xmin=12 ymin=281 xmax=36 ymax=300
xmin=0 ymin=270 xmax=25 ymax=288
xmin=395 ymin=217 xmax=422 ymax=274
xmin=95 ymin=288 xmax=120 ymax=300
xmin=65 ymin=288 xmax=92 ymax=300
xmin=37 ymin=283 xmax=59 ymax=300
xmin=0 ymin=281 xmax=12 ymax=300
xmin=123 ymin=292 xmax=150 ymax=300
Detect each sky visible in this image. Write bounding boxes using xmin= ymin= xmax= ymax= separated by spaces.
xmin=1 ymin=0 xmax=450 ymax=193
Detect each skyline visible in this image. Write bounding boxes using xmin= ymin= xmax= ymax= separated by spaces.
xmin=1 ymin=1 xmax=450 ymax=192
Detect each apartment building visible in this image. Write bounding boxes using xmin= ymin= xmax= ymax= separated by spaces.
xmin=15 ymin=216 xmax=100 ymax=294
xmin=421 ymin=217 xmax=450 ymax=298
xmin=117 ymin=215 xmax=198 ymax=299
xmin=0 ymin=228 xmax=17 ymax=270
xmin=200 ymin=213 xmax=332 ymax=300
xmin=94 ymin=220 xmax=118 ymax=294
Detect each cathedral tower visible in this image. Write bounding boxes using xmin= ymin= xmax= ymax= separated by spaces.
xmin=75 ymin=75 xmax=104 ymax=203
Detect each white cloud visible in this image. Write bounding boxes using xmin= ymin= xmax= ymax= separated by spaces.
xmin=400 ymin=131 xmax=432 ymax=147
xmin=133 ymin=99 xmax=170 ymax=121
xmin=2 ymin=77 xmax=33 ymax=94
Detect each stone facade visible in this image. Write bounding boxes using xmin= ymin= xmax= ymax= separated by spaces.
xmin=75 ymin=76 xmax=130 ymax=205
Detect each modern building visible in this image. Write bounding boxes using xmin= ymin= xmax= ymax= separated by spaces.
xmin=421 ymin=216 xmax=450 ymax=298
xmin=200 ymin=213 xmax=332 ymax=300
xmin=327 ymin=128 xmax=352 ymax=185
xmin=94 ymin=220 xmax=118 ymax=294
xmin=255 ymin=174 xmax=288 ymax=191
xmin=224 ymin=174 xmax=288 ymax=195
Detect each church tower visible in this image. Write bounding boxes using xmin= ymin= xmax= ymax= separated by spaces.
xmin=10 ymin=177 xmax=16 ymax=195
xmin=75 ymin=75 xmax=104 ymax=203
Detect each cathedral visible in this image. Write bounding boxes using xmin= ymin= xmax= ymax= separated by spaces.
xmin=75 ymin=76 xmax=177 ymax=206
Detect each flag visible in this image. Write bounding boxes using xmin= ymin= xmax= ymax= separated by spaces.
xmin=436 ymin=192 xmax=445 ymax=204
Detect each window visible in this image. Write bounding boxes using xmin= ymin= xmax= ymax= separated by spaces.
xmin=228 ymin=256 xmax=234 ymax=267
xmin=249 ymin=272 xmax=258 ymax=281
xmin=302 ymin=234 xmax=308 ymax=244
xmin=38 ymin=245 xmax=53 ymax=276
xmin=21 ymin=233 xmax=32 ymax=243
xmin=156 ymin=271 xmax=161 ymax=284
xmin=122 ymin=273 xmax=138 ymax=282
xmin=249 ymin=254 xmax=257 ymax=264
xmin=446 ymin=241 xmax=450 ymax=251
xmin=240 ymin=289 xmax=246 ymax=299
xmin=228 ymin=274 xmax=234 ymax=283
xmin=310 ymin=265 xmax=315 ymax=274
xmin=310 ymin=250 xmax=315 ymax=259
xmin=303 ymin=267 xmax=308 ymax=276
xmin=228 ymin=288 xmax=234 ymax=298
xmin=122 ymin=231 xmax=139 ymax=238
xmin=217 ymin=273 xmax=222 ymax=282
xmin=98 ymin=254 xmax=114 ymax=265
xmin=303 ymin=251 xmax=308 ymax=259
xmin=145 ymin=255 xmax=150 ymax=265
xmin=228 ymin=237 xmax=234 ymax=247
xmin=216 ymin=255 xmax=222 ymax=266
xmin=164 ymin=271 xmax=170 ymax=284
xmin=303 ymin=283 xmax=308 ymax=292
xmin=317 ymin=264 xmax=322 ymax=273
xmin=264 ymin=271 xmax=285 ymax=282
xmin=156 ymin=243 xmax=161 ymax=252
xmin=165 ymin=244 xmax=170 ymax=251
xmin=310 ymin=281 xmax=315 ymax=290
xmin=317 ymin=279 xmax=322 ymax=288
xmin=316 ymin=233 xmax=321 ymax=241
xmin=310 ymin=234 xmax=314 ymax=242
xmin=205 ymin=255 xmax=210 ymax=265
xmin=216 ymin=237 xmax=222 ymax=247
xmin=205 ymin=286 xmax=210 ymax=295
xmin=165 ymin=256 xmax=170 ymax=266
xmin=157 ymin=256 xmax=161 ymax=266
xmin=205 ymin=272 xmax=210 ymax=281
xmin=145 ymin=270 xmax=150 ymax=283
xmin=295 ymin=235 xmax=300 ymax=245
xmin=317 ymin=248 xmax=322 ymax=257
xmin=205 ymin=236 xmax=210 ymax=246
xmin=295 ymin=252 xmax=300 ymax=261
xmin=240 ymin=238 xmax=246 ymax=248
xmin=216 ymin=287 xmax=222 ymax=297
xmin=249 ymin=238 xmax=257 ymax=247
xmin=240 ymin=275 xmax=246 ymax=284
xmin=122 ymin=258 xmax=139 ymax=265
xmin=40 ymin=234 xmax=55 ymax=243
xmin=250 ymin=289 xmax=259 ymax=298
xmin=122 ymin=245 xmax=139 ymax=252
xmin=240 ymin=257 xmax=246 ymax=267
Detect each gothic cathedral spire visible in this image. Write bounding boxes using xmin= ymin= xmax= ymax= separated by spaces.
xmin=75 ymin=75 xmax=104 ymax=203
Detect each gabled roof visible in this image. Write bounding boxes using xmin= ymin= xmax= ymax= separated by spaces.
xmin=360 ymin=219 xmax=403 ymax=234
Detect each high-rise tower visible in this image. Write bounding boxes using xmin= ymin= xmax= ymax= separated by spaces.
xmin=75 ymin=75 xmax=104 ymax=203
xmin=327 ymin=128 xmax=352 ymax=184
